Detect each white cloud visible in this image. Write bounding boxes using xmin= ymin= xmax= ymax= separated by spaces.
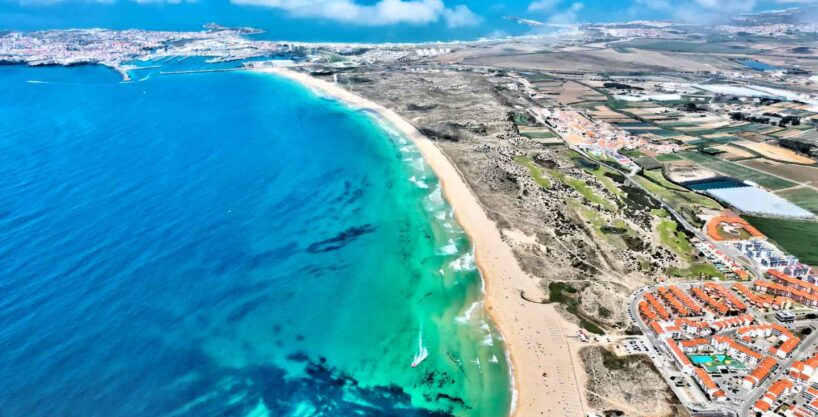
xmin=634 ymin=0 xmax=758 ymax=23
xmin=546 ymin=1 xmax=583 ymax=25
xmin=527 ymin=0 xmax=561 ymax=12
xmin=229 ymin=0 xmax=481 ymax=27
xmin=442 ymin=4 xmax=482 ymax=27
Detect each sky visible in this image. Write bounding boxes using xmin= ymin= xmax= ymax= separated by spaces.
xmin=0 ymin=0 xmax=814 ymax=42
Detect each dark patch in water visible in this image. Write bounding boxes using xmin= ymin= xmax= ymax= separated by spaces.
xmin=170 ymin=350 xmax=456 ymax=417
xmin=248 ymin=242 xmax=299 ymax=269
xmin=225 ymin=296 xmax=267 ymax=322
xmin=306 ymin=224 xmax=377 ymax=253
xmin=286 ymin=351 xmax=310 ymax=362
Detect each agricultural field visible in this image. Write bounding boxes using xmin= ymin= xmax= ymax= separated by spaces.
xmin=734 ymin=141 xmax=816 ymax=164
xmin=745 ymin=216 xmax=818 ymax=266
xmin=534 ymin=80 xmax=605 ymax=105
xmin=656 ymin=154 xmax=683 ymax=162
xmin=740 ymin=159 xmax=818 ymax=186
xmin=775 ymin=187 xmax=818 ymax=216
xmin=678 ymin=151 xmax=797 ymax=190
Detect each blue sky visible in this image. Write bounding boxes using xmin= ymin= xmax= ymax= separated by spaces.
xmin=0 ymin=0 xmax=810 ymax=41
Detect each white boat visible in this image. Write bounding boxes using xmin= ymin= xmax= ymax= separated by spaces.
xmin=411 ymin=328 xmax=429 ymax=368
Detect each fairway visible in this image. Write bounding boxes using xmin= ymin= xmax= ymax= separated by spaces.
xmin=776 ymin=187 xmax=818 ymax=216
xmin=679 ymin=151 xmax=797 ymax=190
xmin=745 ymin=216 xmax=818 ymax=266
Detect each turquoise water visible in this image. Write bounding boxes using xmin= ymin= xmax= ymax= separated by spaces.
xmin=0 ymin=65 xmax=511 ymax=416
xmin=689 ymin=355 xmax=727 ymax=364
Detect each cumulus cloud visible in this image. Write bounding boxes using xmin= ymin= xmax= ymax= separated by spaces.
xmin=546 ymin=1 xmax=583 ymax=25
xmin=442 ymin=4 xmax=482 ymax=27
xmin=229 ymin=0 xmax=481 ymax=27
xmin=633 ymin=0 xmax=759 ymax=23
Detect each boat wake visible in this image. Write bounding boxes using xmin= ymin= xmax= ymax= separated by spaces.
xmin=410 ymin=325 xmax=429 ymax=368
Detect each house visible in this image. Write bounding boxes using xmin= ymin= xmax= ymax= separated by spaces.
xmin=744 ymin=357 xmax=778 ymax=389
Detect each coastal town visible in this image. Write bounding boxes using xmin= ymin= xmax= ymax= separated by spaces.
xmin=5 ymin=6 xmax=818 ymax=417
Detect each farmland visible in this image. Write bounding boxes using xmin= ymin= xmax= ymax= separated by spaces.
xmin=678 ymin=151 xmax=797 ymax=190
xmin=745 ymin=216 xmax=818 ymax=266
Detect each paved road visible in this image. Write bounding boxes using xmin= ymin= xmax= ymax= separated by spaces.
xmin=739 ymin=328 xmax=818 ymax=417
xmin=629 ymin=282 xmax=818 ymax=417
xmin=628 ymin=285 xmax=739 ymax=416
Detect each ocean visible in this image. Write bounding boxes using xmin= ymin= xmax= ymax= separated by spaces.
xmin=0 ymin=64 xmax=511 ymax=416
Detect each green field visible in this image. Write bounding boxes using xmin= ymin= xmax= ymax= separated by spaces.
xmin=745 ymin=216 xmax=818 ymax=265
xmin=634 ymin=173 xmax=722 ymax=211
xmin=777 ymin=187 xmax=818 ymax=216
xmin=552 ymin=169 xmax=616 ymax=211
xmin=657 ymin=218 xmax=695 ymax=260
xmin=656 ymin=154 xmax=683 ymax=162
xmin=679 ymin=151 xmax=797 ymax=190
xmin=666 ymin=263 xmax=724 ymax=279
xmin=515 ymin=156 xmax=552 ymax=189
xmin=520 ymin=130 xmax=558 ymax=139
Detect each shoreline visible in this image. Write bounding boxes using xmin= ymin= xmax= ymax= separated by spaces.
xmin=257 ymin=66 xmax=587 ymax=417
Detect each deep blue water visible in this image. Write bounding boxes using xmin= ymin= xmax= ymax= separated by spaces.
xmin=682 ymin=176 xmax=749 ymax=191
xmin=0 ymin=65 xmax=511 ymax=417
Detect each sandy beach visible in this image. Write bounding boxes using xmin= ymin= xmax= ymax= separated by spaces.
xmin=258 ymin=67 xmax=588 ymax=417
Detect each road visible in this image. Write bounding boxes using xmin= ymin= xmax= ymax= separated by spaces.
xmin=628 ymin=284 xmax=739 ymax=417
xmin=738 ymin=327 xmax=818 ymax=417
xmin=567 ymin=145 xmax=764 ymax=282
xmin=629 ymin=281 xmax=818 ymax=417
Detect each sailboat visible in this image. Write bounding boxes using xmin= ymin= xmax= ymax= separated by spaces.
xmin=411 ymin=328 xmax=429 ymax=368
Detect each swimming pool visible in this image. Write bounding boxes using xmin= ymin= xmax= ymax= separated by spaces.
xmin=690 ymin=355 xmax=727 ymax=364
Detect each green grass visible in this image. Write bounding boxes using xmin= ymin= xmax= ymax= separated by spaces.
xmin=656 ymin=154 xmax=683 ymax=162
xmin=666 ymin=263 xmax=724 ymax=279
xmin=643 ymin=170 xmax=689 ymax=192
xmin=515 ymin=156 xmax=552 ymax=189
xmin=635 ymin=157 xmax=663 ymax=170
xmin=657 ymin=219 xmax=695 ymax=260
xmin=634 ymin=174 xmax=722 ymax=215
xmin=745 ymin=217 xmax=818 ymax=265
xmin=584 ymin=165 xmax=625 ymax=197
xmin=569 ymin=200 xmax=624 ymax=248
xmin=555 ymin=171 xmax=615 ymax=211
xmin=679 ymin=151 xmax=797 ymax=190
xmin=520 ymin=130 xmax=558 ymax=139
xmin=652 ymin=208 xmax=670 ymax=218
xmin=777 ymin=187 xmax=818 ymax=216
xmin=619 ymin=148 xmax=645 ymax=158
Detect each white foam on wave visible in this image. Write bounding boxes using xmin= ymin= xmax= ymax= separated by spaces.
xmin=439 ymin=238 xmax=458 ymax=255
xmin=425 ymin=185 xmax=444 ymax=207
xmin=489 ymin=354 xmax=499 ymax=364
xmin=449 ymin=251 xmax=476 ymax=271
xmin=455 ymin=300 xmax=482 ymax=324
xmin=409 ymin=175 xmax=429 ymax=189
